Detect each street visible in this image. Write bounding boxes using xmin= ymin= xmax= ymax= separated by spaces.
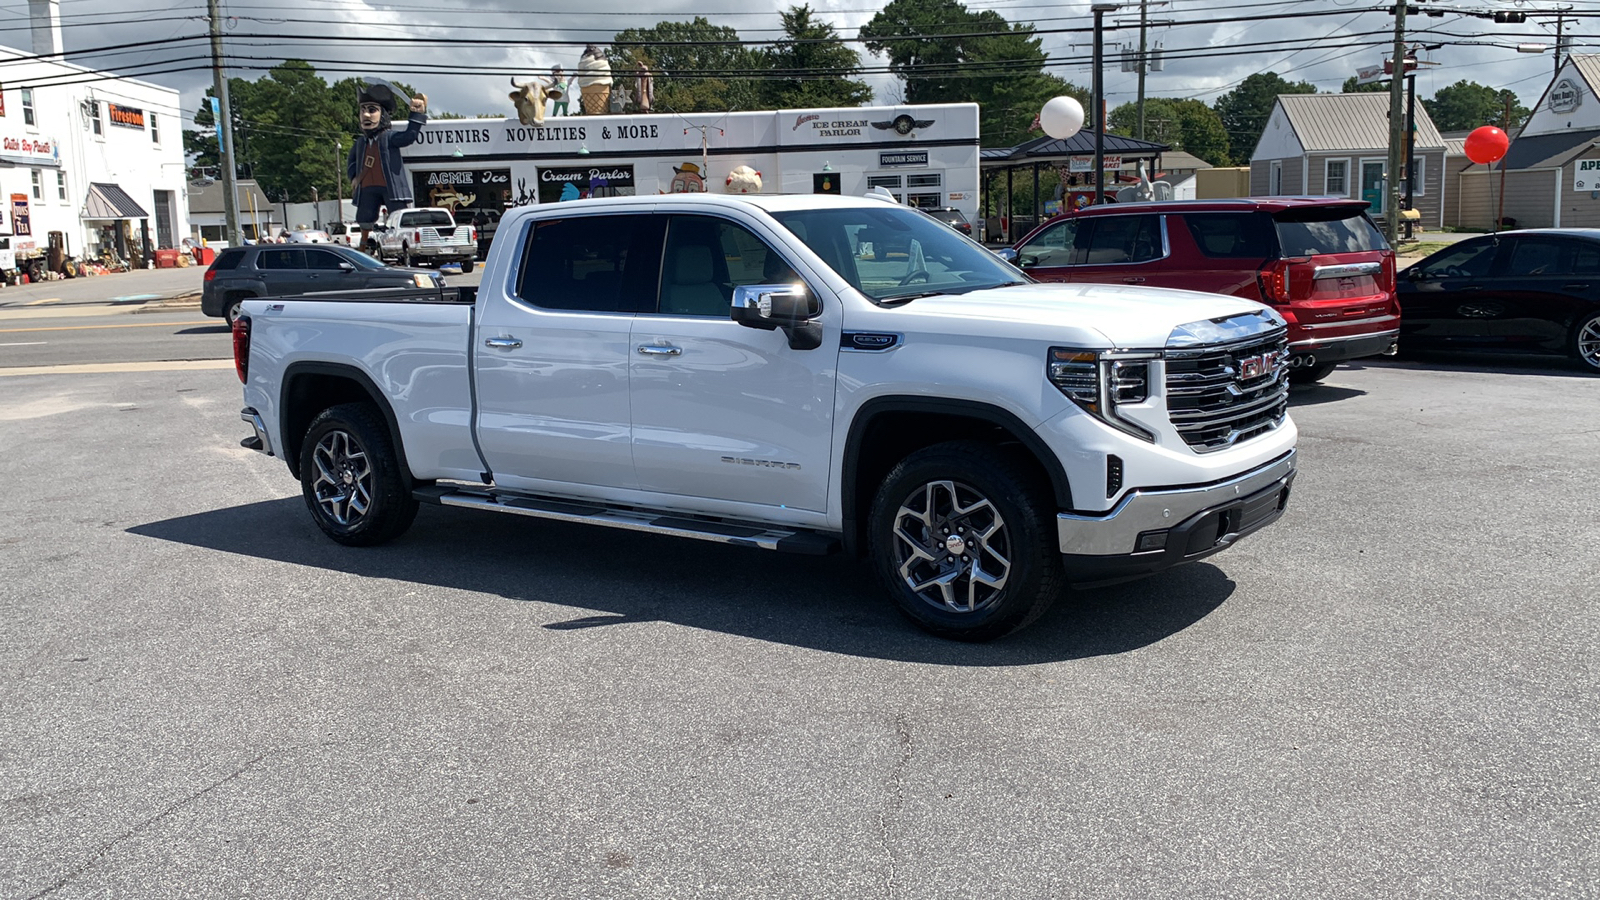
xmin=1 ymin=289 xmax=1597 ymax=897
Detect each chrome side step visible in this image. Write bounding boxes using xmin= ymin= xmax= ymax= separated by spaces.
xmin=413 ymin=484 xmax=839 ymax=555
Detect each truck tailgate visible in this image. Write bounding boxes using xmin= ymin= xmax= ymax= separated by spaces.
xmin=241 ymin=296 xmax=480 ymax=481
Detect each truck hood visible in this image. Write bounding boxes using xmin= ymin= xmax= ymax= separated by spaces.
xmin=888 ymin=282 xmax=1277 ymax=349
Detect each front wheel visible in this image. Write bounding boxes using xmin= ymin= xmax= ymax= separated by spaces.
xmin=299 ymin=403 xmax=418 ymax=546
xmin=401 ymin=245 xmax=413 ymax=268
xmin=868 ymin=441 xmax=1064 ymax=641
xmin=1573 ymin=311 xmax=1600 ymax=373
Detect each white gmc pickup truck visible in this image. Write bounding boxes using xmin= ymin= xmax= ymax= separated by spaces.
xmin=235 ymin=194 xmax=1297 ymax=640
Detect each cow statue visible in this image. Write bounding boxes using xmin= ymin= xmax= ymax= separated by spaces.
xmin=725 ymin=165 xmax=763 ymax=194
xmin=509 ymin=76 xmax=558 ymax=126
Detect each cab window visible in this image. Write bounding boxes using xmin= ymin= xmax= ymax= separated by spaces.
xmin=1081 ymin=215 xmax=1163 ymax=265
xmin=655 ymin=215 xmax=801 ymax=318
xmin=1019 ymin=220 xmax=1081 ymax=267
xmin=255 ymin=248 xmax=306 ymax=270
xmin=1416 ymin=240 xmax=1497 ymax=279
xmin=515 ymin=215 xmax=663 ymax=313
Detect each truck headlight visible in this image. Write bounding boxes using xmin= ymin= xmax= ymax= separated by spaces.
xmin=1048 ymin=347 xmax=1158 ymax=442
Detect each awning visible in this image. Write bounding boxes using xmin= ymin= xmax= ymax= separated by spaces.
xmin=83 ymin=182 xmax=149 ymax=219
xmin=0 ymin=154 xmax=61 ymax=168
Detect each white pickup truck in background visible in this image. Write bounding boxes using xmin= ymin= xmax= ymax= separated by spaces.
xmin=366 ymin=207 xmax=477 ymax=272
xmin=234 ymin=193 xmax=1297 ymax=641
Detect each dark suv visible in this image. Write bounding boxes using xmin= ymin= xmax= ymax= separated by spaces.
xmin=922 ymin=207 xmax=973 ymax=236
xmin=202 ymin=243 xmax=440 ymax=326
xmin=1004 ymin=198 xmax=1399 ymax=383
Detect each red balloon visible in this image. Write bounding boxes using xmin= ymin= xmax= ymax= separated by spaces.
xmin=1464 ymin=126 xmax=1510 ymax=165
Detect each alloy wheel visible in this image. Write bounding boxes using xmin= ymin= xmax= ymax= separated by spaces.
xmin=890 ymin=479 xmax=1011 ymax=614
xmin=1579 ymin=315 xmax=1600 ymax=370
xmin=310 ymin=429 xmax=373 ymax=526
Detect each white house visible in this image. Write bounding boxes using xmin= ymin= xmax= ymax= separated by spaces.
xmin=0 ymin=0 xmax=189 ymax=273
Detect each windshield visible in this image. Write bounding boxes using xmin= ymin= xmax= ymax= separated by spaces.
xmin=771 ymin=205 xmax=1024 ymax=302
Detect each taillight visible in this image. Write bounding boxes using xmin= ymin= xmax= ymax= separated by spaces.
xmin=204 ymin=268 xmax=217 ymax=282
xmin=232 ymin=315 xmax=251 ymax=383
xmin=1379 ymin=253 xmax=1397 ymax=294
xmin=1256 ymin=257 xmax=1310 ymax=304
xmin=413 ymin=230 xmax=422 ymax=244
xmin=470 ymin=227 xmax=477 ymax=243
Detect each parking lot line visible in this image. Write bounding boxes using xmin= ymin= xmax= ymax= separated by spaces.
xmin=0 ymin=359 xmax=234 ymax=376
xmin=0 ymin=320 xmax=211 ymax=333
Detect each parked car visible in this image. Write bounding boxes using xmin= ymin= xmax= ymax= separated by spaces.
xmin=202 ymin=243 xmax=441 ymax=326
xmin=367 ymin=207 xmax=477 ymax=271
xmin=232 ymin=193 xmax=1297 ymax=641
xmin=284 ymin=229 xmax=333 ymax=244
xmin=455 ymin=208 xmax=500 ymax=260
xmin=922 ymin=206 xmax=973 ymax=236
xmin=1002 ymin=198 xmax=1400 ymax=383
xmin=327 ymin=222 xmax=357 ymax=248
xmin=1397 ymin=228 xmax=1600 ymax=373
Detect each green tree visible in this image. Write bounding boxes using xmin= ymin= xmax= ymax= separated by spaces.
xmin=1422 ymin=80 xmax=1530 ymax=131
xmin=859 ymin=0 xmax=1086 ymax=146
xmin=1341 ymin=76 xmax=1390 ymax=94
xmin=762 ymin=5 xmax=872 ymax=109
xmin=1212 ymin=72 xmax=1316 ymax=160
xmin=610 ymin=18 xmax=766 ymax=112
xmin=1108 ymin=98 xmax=1231 ymax=165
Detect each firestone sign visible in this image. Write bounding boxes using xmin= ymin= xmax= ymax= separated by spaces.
xmin=108 ymin=103 xmax=146 ymax=129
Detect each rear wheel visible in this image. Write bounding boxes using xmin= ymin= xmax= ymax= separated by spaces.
xmin=223 ymin=294 xmax=247 ymax=327
xmin=1289 ymin=361 xmax=1337 ymax=384
xmin=1573 ymin=312 xmax=1600 ymax=373
xmin=868 ymin=441 xmax=1063 ymax=641
xmin=460 ymin=258 xmax=475 ymax=273
xmin=299 ymin=403 xmax=418 ymax=546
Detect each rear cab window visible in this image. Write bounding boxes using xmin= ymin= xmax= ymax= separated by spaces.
xmin=400 ymin=210 xmax=455 ymax=228
xmin=515 ymin=214 xmax=664 ymax=313
xmin=1182 ymin=213 xmax=1277 ymax=259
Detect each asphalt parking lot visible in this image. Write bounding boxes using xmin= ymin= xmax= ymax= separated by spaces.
xmin=1 ymin=353 xmax=1596 ymax=898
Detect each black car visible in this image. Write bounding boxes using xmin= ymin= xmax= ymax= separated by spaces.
xmin=922 ymin=206 xmax=973 ymax=236
xmin=1398 ymin=229 xmax=1600 ymax=373
xmin=202 ymin=243 xmax=441 ymax=325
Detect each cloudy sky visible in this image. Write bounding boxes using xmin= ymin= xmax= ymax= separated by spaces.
xmin=2 ymin=0 xmax=1587 ymax=134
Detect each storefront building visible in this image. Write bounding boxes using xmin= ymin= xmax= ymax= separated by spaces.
xmin=0 ymin=35 xmax=188 ymax=274
xmin=397 ymin=104 xmax=980 ymax=225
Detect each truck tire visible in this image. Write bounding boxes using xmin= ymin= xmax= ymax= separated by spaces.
xmin=401 ymin=245 xmax=412 ymax=268
xmin=867 ymin=441 xmax=1064 ymax=641
xmin=460 ymin=258 xmax=475 ymax=273
xmin=1289 ymin=361 xmax=1336 ymax=384
xmin=1573 ymin=311 xmax=1600 ymax=373
xmin=299 ymin=402 xmax=418 ymax=547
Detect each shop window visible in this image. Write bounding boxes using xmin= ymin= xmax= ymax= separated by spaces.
xmin=907 ymin=193 xmax=941 ymax=209
xmin=31 ymin=169 xmax=43 ymax=200
xmin=56 ymin=171 xmax=67 ymax=202
xmin=22 ymin=88 xmax=36 ymax=126
xmin=151 ymin=113 xmax=160 ymax=144
xmin=906 ymin=173 xmax=943 ymax=188
xmin=866 ymin=175 xmax=902 ymax=190
xmin=1411 ymin=156 xmax=1426 ymax=196
xmin=83 ymin=100 xmax=102 ymax=136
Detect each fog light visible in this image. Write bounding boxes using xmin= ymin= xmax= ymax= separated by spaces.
xmin=1134 ymin=530 xmax=1168 ymax=553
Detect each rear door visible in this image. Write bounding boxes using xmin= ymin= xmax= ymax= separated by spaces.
xmin=1167 ymin=212 xmax=1275 ymax=298
xmin=473 ymin=212 xmax=662 ymax=492
xmin=628 ymin=212 xmax=839 ymax=514
xmin=1481 ymin=235 xmax=1595 ymax=350
xmin=1397 ymin=236 xmax=1504 ymax=348
xmin=252 ymin=247 xmax=314 ymax=296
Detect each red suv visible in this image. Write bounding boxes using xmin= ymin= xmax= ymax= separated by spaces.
xmin=1004 ymin=198 xmax=1399 ymax=383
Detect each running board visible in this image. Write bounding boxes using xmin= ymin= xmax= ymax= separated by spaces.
xmin=413 ymin=484 xmax=839 ymax=555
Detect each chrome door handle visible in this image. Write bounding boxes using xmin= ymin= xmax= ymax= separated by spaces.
xmin=484 ymin=337 xmax=523 ymax=349
xmin=637 ymin=345 xmax=682 ymax=357
xmin=1122 ymin=276 xmax=1145 ymax=284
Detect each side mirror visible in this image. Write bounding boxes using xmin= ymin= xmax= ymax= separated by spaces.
xmin=732 ymin=284 xmax=820 ymax=330
xmin=338 ymin=261 xmax=356 ymax=272
xmin=994 ymin=247 xmax=1019 ymax=264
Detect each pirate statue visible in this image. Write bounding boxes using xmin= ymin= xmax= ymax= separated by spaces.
xmin=348 ymin=78 xmax=428 ymax=248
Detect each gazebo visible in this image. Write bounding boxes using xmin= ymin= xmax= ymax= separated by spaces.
xmin=980 ymin=131 xmax=1171 ymax=243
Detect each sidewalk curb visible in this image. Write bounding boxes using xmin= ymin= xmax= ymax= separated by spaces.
xmin=134 ymin=291 xmax=203 ymax=313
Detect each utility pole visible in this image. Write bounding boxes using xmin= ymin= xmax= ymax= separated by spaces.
xmin=335 ymin=140 xmax=344 ymax=225
xmin=206 ymin=0 xmax=242 ymax=246
xmin=1384 ymin=1 xmax=1408 ymax=244
xmin=1555 ymin=10 xmax=1565 ymax=78
xmin=1136 ymin=0 xmax=1148 ymax=141
xmin=1404 ymin=56 xmax=1417 ymax=240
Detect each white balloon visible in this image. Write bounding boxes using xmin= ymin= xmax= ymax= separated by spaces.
xmin=1040 ymin=96 xmax=1085 ymax=140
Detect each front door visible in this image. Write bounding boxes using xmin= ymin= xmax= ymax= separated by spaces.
xmin=628 ymin=213 xmax=839 ymax=513
xmin=474 ymin=213 xmax=662 ymax=492
xmin=1011 ymin=217 xmax=1083 ymax=283
xmin=1361 ymin=161 xmax=1386 ymax=215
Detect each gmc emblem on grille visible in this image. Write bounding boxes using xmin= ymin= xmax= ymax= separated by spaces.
xmin=1239 ymin=354 xmax=1270 ymax=379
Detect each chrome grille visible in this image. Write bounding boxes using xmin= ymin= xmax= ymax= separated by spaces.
xmin=1164 ymin=329 xmax=1289 ymax=452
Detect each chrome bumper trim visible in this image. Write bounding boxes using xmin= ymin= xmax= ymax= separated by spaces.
xmin=1289 ymin=326 xmax=1399 ymax=347
xmin=240 ymin=407 xmax=273 ymax=456
xmin=1057 ymin=450 xmax=1296 ymax=555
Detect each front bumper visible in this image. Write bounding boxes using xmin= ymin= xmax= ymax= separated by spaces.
xmin=1057 ymin=450 xmax=1296 ymax=585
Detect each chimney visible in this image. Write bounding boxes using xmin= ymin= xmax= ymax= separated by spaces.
xmin=28 ymin=0 xmax=63 ymax=58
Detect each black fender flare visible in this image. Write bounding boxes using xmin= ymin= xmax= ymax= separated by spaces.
xmin=279 ymin=361 xmax=413 ymax=482
xmin=841 ymin=396 xmax=1074 ymax=549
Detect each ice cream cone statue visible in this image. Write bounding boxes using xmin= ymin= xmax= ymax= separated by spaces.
xmin=577 ymin=45 xmax=613 ymax=115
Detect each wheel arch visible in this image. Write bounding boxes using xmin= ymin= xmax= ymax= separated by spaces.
xmin=279 ymin=361 xmax=413 ymax=482
xmin=840 ymin=397 xmax=1072 ymax=556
